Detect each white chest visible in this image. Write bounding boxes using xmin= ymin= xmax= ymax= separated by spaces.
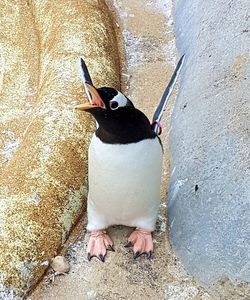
xmin=87 ymin=134 xmax=163 ymax=230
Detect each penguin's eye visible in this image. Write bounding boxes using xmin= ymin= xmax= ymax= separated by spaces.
xmin=110 ymin=101 xmax=119 ymax=110
xmin=108 ymin=91 xmax=133 ymax=111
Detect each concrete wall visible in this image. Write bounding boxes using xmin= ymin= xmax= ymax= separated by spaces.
xmin=169 ymin=0 xmax=250 ymax=286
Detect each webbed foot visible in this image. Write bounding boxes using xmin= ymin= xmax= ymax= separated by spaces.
xmin=87 ymin=230 xmax=114 ymax=262
xmin=126 ymin=228 xmax=153 ymax=259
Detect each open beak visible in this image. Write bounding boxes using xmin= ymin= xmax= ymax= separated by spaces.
xmin=75 ymin=83 xmax=106 ymax=111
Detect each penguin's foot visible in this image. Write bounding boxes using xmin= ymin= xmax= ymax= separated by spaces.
xmin=87 ymin=230 xmax=114 ymax=262
xmin=126 ymin=228 xmax=153 ymax=259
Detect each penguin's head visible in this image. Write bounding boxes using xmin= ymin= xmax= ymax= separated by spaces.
xmin=75 ymin=83 xmax=155 ymax=144
xmin=75 ymin=83 xmax=134 ymax=114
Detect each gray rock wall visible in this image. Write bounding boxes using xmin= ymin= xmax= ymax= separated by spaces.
xmin=169 ymin=0 xmax=250 ymax=286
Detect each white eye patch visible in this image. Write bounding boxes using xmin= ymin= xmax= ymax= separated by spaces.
xmin=110 ymin=91 xmax=128 ymax=110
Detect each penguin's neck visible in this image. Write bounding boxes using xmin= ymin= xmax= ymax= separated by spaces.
xmin=94 ymin=109 xmax=156 ymax=145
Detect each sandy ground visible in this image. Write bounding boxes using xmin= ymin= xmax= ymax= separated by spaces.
xmin=30 ymin=1 xmax=213 ymax=299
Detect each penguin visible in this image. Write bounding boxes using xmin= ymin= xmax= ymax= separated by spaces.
xmin=75 ymin=56 xmax=184 ymax=262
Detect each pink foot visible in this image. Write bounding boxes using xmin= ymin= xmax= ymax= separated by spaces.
xmin=87 ymin=230 xmax=114 ymax=262
xmin=126 ymin=228 xmax=153 ymax=259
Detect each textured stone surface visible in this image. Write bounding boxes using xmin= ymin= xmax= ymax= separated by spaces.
xmin=169 ymin=0 xmax=250 ymax=287
xmin=0 ymin=0 xmax=119 ymax=297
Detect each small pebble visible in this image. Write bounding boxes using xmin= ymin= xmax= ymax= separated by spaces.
xmin=50 ymin=256 xmax=70 ymax=273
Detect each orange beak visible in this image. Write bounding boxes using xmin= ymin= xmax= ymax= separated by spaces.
xmin=75 ymin=83 xmax=106 ymax=111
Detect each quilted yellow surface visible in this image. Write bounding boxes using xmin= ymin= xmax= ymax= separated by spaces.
xmin=0 ymin=0 xmax=120 ymax=296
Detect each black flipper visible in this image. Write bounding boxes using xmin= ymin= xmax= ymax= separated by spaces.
xmin=80 ymin=57 xmax=93 ymax=85
xmin=80 ymin=57 xmax=94 ymax=103
xmin=151 ymin=54 xmax=185 ymax=135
